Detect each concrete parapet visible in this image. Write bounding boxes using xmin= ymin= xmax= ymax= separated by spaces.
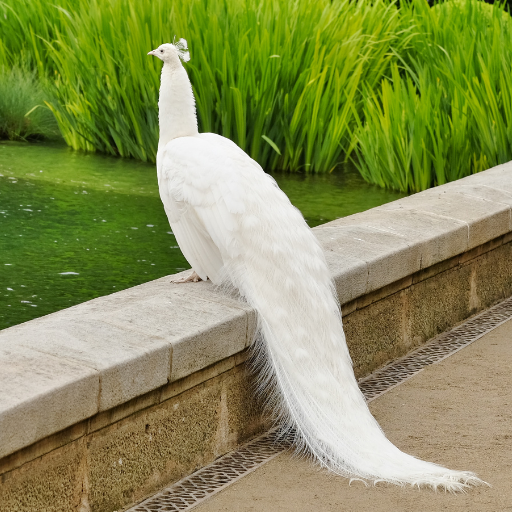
xmin=1 ymin=161 xmax=512 ymax=511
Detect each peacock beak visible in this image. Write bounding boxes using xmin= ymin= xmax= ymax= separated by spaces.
xmin=147 ymin=49 xmax=157 ymax=56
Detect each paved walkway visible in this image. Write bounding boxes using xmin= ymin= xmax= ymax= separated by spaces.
xmin=196 ymin=319 xmax=512 ymax=512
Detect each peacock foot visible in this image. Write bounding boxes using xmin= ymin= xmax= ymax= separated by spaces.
xmin=170 ymin=270 xmax=203 ymax=283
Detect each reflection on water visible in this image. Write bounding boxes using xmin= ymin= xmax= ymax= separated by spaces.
xmin=0 ymin=141 xmax=405 ymax=330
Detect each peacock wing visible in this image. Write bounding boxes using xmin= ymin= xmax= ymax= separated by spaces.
xmin=158 ymin=133 xmax=272 ymax=284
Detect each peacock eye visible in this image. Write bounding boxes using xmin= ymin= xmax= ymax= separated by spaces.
xmin=160 ymin=50 xmax=164 ymax=53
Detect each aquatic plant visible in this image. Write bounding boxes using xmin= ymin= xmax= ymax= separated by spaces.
xmin=0 ymin=0 xmax=511 ymax=192
xmin=0 ymin=0 xmax=404 ymax=170
xmin=352 ymin=0 xmax=512 ymax=192
xmin=0 ymin=65 xmax=59 ymax=141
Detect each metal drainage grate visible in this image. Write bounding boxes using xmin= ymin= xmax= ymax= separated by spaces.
xmin=358 ymin=294 xmax=512 ymax=402
xmin=127 ymin=430 xmax=289 ymax=512
xmin=127 ymin=296 xmax=512 ymax=512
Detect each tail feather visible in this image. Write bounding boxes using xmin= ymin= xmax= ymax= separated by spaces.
xmin=222 ymin=184 xmax=485 ymax=491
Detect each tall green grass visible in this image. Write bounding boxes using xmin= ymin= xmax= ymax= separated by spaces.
xmin=0 ymin=65 xmax=59 ymax=141
xmin=0 ymin=0 xmax=511 ymax=192
xmin=352 ymin=0 xmax=512 ymax=192
xmin=0 ymin=0 xmax=405 ymax=170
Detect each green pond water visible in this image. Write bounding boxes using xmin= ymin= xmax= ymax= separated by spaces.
xmin=0 ymin=141 xmax=405 ymax=331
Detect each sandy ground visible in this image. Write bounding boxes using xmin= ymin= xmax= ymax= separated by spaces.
xmin=196 ymin=319 xmax=512 ymax=512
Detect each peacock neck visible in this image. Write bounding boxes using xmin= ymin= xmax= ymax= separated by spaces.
xmin=158 ymin=63 xmax=198 ymax=150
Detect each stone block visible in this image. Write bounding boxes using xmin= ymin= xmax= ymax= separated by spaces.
xmin=325 ymin=208 xmax=468 ymax=269
xmin=458 ymin=162 xmax=512 ymax=194
xmin=87 ymin=372 xmax=223 ymax=512
xmin=60 ymin=274 xmax=257 ymax=346
xmin=320 ymin=249 xmax=368 ymax=306
xmin=223 ymin=366 xmax=265 ymax=444
xmin=314 ymin=224 xmax=422 ymax=294
xmin=379 ymin=190 xmax=510 ymax=249
xmin=471 ymin=242 xmax=512 ymax=310
xmin=445 ymin=183 xmax=512 ymax=206
xmin=0 ymin=438 xmax=86 ymax=512
xmin=408 ymin=264 xmax=472 ymax=343
xmin=2 ymin=318 xmax=171 ymax=413
xmin=0 ymin=345 xmax=99 ymax=459
xmin=169 ymin=308 xmax=247 ymax=382
xmin=99 ymin=288 xmax=248 ymax=382
xmin=439 ymin=182 xmax=512 ymax=230
xmin=159 ymin=278 xmax=258 ymax=347
xmin=343 ymin=290 xmax=407 ymax=378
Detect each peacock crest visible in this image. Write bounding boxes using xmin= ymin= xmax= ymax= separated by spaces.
xmin=173 ymin=37 xmax=190 ymax=62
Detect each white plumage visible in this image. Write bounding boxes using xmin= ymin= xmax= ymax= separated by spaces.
xmin=148 ymin=41 xmax=484 ymax=490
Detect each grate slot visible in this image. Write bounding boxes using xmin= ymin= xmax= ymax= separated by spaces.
xmin=127 ymin=296 xmax=512 ymax=512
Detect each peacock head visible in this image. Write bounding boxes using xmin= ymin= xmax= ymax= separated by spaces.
xmin=147 ymin=38 xmax=190 ymax=67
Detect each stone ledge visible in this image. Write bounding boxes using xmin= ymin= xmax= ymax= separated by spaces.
xmin=316 ymin=161 xmax=512 ymax=305
xmin=0 ymin=350 xmax=251 ymax=477
xmin=0 ymin=355 xmax=263 ymax=512
xmin=0 ymin=161 xmax=511 ymax=463
xmin=0 ymin=280 xmax=255 ymax=459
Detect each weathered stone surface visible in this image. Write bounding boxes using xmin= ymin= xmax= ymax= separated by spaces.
xmin=169 ymin=306 xmax=247 ymax=382
xmin=379 ymin=189 xmax=510 ymax=249
xmin=344 ymin=290 xmax=407 ymax=378
xmin=449 ymin=183 xmax=512 ymax=205
xmin=2 ymin=318 xmax=171 ymax=413
xmin=323 ymin=208 xmax=468 ymax=269
xmin=42 ymin=270 xmax=256 ymax=350
xmin=0 ymin=275 xmax=254 ymax=459
xmin=436 ymin=178 xmax=512 ymax=233
xmin=321 ymin=249 xmax=368 ymax=305
xmin=86 ymin=364 xmax=262 ymax=512
xmin=87 ymin=382 xmax=222 ymax=512
xmin=0 ymin=345 xmax=99 ymax=459
xmin=408 ymin=263 xmax=473 ymax=344
xmin=0 ymin=439 xmax=86 ymax=512
xmin=143 ymin=275 xmax=258 ymax=346
xmin=0 ymin=360 xmax=264 ymax=512
xmin=315 ymin=224 xmax=422 ymax=294
xmin=470 ymin=242 xmax=512 ymax=311
xmin=455 ymin=164 xmax=512 ymax=195
xmin=98 ymin=287 xmax=249 ymax=382
xmin=224 ymin=366 xmax=264 ymax=444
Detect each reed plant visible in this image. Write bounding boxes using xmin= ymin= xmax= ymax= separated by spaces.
xmin=0 ymin=0 xmax=511 ymax=191
xmin=352 ymin=0 xmax=512 ymax=192
xmin=0 ymin=0 xmax=404 ymax=170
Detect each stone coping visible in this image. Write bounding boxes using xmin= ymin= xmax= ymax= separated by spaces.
xmin=0 ymin=162 xmax=511 ymax=460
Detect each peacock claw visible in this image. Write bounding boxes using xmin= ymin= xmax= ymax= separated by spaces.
xmin=170 ymin=270 xmax=202 ymax=283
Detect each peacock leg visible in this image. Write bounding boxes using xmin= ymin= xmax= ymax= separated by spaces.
xmin=170 ymin=270 xmax=203 ymax=283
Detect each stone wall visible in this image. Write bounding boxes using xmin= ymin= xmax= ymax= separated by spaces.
xmin=1 ymin=161 xmax=511 ymax=511
xmin=0 ymin=353 xmax=261 ymax=512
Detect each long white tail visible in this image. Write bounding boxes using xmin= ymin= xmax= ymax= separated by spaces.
xmin=221 ymin=175 xmax=483 ymax=491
